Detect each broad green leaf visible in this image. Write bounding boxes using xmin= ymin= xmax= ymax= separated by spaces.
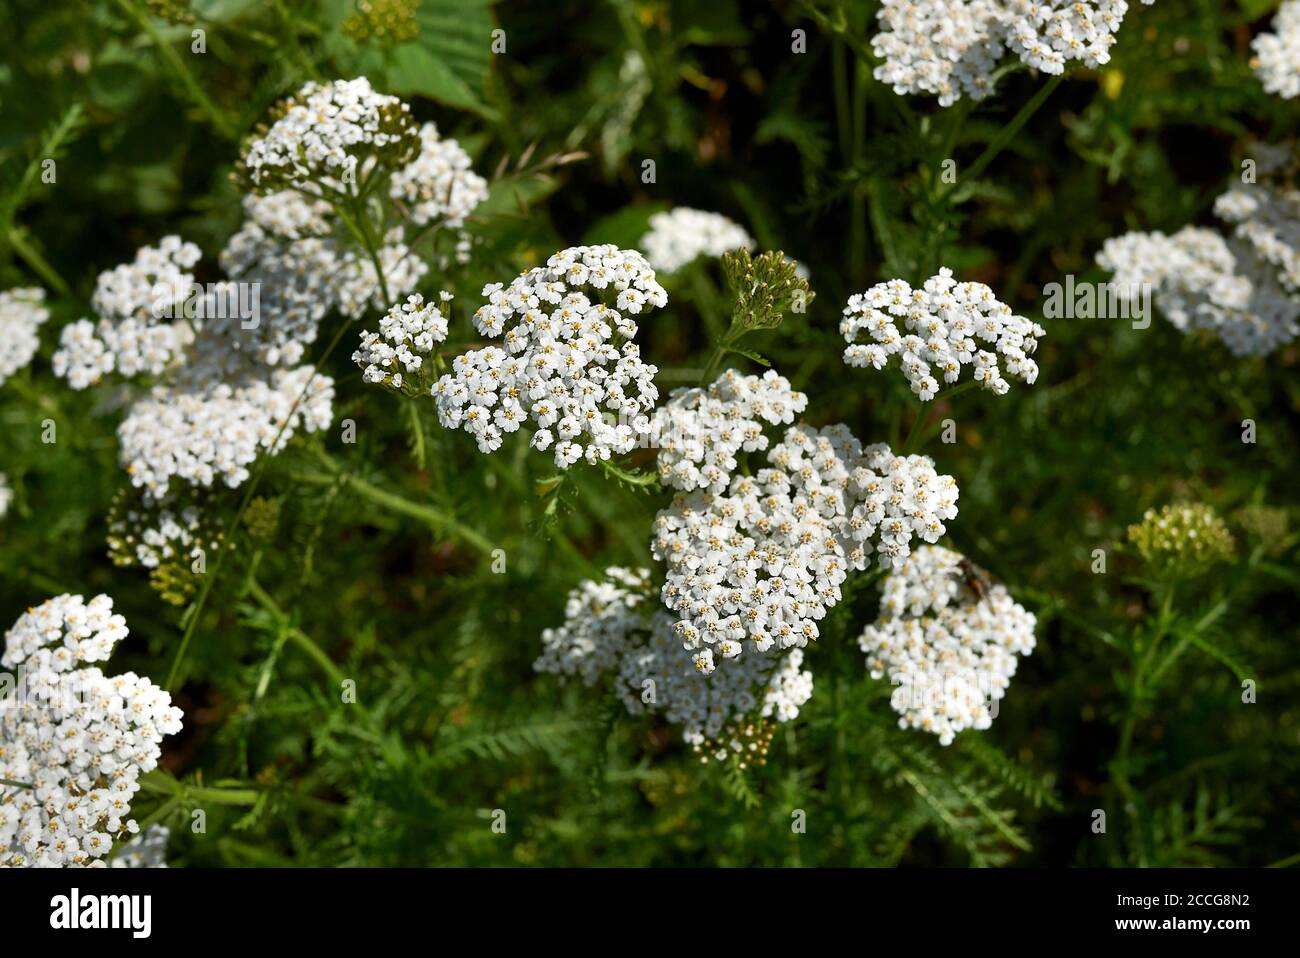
xmin=385 ymin=0 xmax=498 ymax=117
xmin=580 ymin=202 xmax=669 ymax=248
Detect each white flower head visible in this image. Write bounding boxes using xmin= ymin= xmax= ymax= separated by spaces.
xmin=858 ymin=546 xmax=1036 ymax=745
xmin=534 ymin=567 xmax=655 ymax=686
xmin=106 ymin=490 xmax=225 ymax=573
xmin=432 ymin=245 xmax=667 ymax=467
xmin=640 ymin=207 xmax=755 ymax=273
xmin=1098 ymin=224 xmax=1300 ymax=357
xmin=109 ymin=824 xmax=171 ymax=868
xmin=1 ymin=594 xmax=183 ymax=868
xmin=52 ymin=237 xmax=201 ymax=389
xmin=218 ymin=195 xmax=429 ymax=369
xmin=389 ymin=122 xmax=489 ymax=229
xmin=215 ymin=192 xmax=343 ymax=368
xmin=652 ymin=368 xmax=808 ymax=495
xmin=0 ymin=287 xmax=50 ymax=386
xmin=334 ymin=228 xmax=428 ymax=319
xmin=654 ymin=419 xmax=960 ymax=666
xmin=535 ymin=568 xmax=813 ymax=757
xmin=239 ymin=77 xmax=421 ymax=194
xmin=871 ymin=1 xmax=1158 ymax=107
xmin=1253 ymin=0 xmax=1300 ymax=100
xmin=118 ymin=366 xmax=335 ymax=495
xmin=842 ymin=268 xmax=1044 ymax=398
xmin=354 ymin=292 xmax=452 ymax=390
xmin=617 ymin=615 xmax=813 ymax=759
xmin=871 ymin=0 xmax=1006 ymax=106
xmin=1214 ymin=163 xmax=1300 ymax=297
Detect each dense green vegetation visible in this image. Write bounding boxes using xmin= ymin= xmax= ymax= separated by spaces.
xmin=1 ymin=0 xmax=1296 ymax=867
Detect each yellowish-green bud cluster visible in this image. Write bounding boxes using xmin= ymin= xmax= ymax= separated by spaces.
xmin=722 ymin=248 xmax=815 ymax=333
xmin=344 ymin=0 xmax=420 ymax=44
xmin=1127 ymin=503 xmax=1236 ymax=574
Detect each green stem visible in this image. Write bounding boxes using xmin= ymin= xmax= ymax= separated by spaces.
xmin=699 ymin=336 xmax=732 ymax=387
xmin=864 ymin=180 xmax=897 ymax=273
xmin=140 ymin=771 xmax=260 ymax=806
xmin=1110 ymin=582 xmax=1177 ymax=856
xmin=941 ymin=75 xmax=1064 ymax=200
xmin=1145 ymin=577 xmax=1238 ymax=688
xmin=481 ymin=454 xmax=597 ymax=575
xmin=406 ymin=398 xmax=427 ymax=469
xmin=139 ymin=770 xmax=344 ymax=818
xmin=900 ymin=406 xmax=928 ymax=455
xmin=166 ymin=316 xmax=355 ymax=691
xmin=902 ymin=380 xmax=980 ymax=454
xmin=128 ymin=794 xmax=184 ymax=840
xmin=8 ymin=229 xmax=72 ymax=298
xmin=247 ymin=577 xmax=349 ymax=687
xmin=310 ymin=448 xmax=495 ymax=556
xmin=334 ymin=199 xmax=392 ymax=307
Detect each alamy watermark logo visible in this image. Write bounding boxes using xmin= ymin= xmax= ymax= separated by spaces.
xmin=1042 ymin=275 xmax=1151 ymax=329
xmin=2 ymin=667 xmax=100 ymax=711
xmin=891 ymin=669 xmax=1004 ymax=719
xmin=152 ymin=280 xmax=261 ymax=329
xmin=50 ymin=888 xmax=152 ymax=939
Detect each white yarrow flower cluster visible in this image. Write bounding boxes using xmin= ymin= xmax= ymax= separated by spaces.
xmin=333 ymin=228 xmax=428 ymax=319
xmin=118 ymin=366 xmax=334 ymax=494
xmin=49 ymin=230 xmax=339 ymax=493
xmin=52 ymin=317 xmax=190 ymax=391
xmin=91 ymin=234 xmax=201 ymax=323
xmin=1002 ymin=0 xmax=1155 ymax=76
xmin=389 ymin=122 xmax=489 ymax=228
xmin=654 ymin=422 xmax=959 ymax=670
xmin=872 ymin=0 xmax=1005 ymax=106
xmin=652 ymin=369 xmax=808 ymax=495
xmin=1214 ymin=174 xmax=1300 ymax=296
xmin=46 ymin=82 xmax=490 ymax=505
xmin=241 ymin=188 xmax=334 ymax=239
xmin=858 ymin=546 xmax=1036 ymax=745
xmin=52 ymin=236 xmax=200 ymax=388
xmin=113 ymin=365 xmax=336 ymax=497
xmin=1098 ymin=150 xmax=1300 ymax=356
xmin=842 ymin=267 xmax=1044 ymax=399
xmin=640 ymin=207 xmax=756 ymax=273
xmin=239 ymin=77 xmax=419 ymax=192
xmin=534 ymin=567 xmax=655 ymax=686
xmin=534 ymin=569 xmax=813 ymax=754
xmin=1 ymin=595 xmax=183 ymax=868
xmin=216 ymin=193 xmax=344 ymax=367
xmin=431 ymin=245 xmax=667 ymax=467
xmin=219 ymin=194 xmax=431 ymax=370
xmin=1099 ymin=228 xmax=1299 ymax=356
xmin=354 ymin=292 xmax=452 ymax=389
xmin=0 ymin=287 xmax=50 ymax=386
xmin=1252 ymin=0 xmax=1300 ymax=99
xmin=617 ymin=618 xmax=813 ymax=756
xmin=871 ymin=0 xmax=1156 ymax=106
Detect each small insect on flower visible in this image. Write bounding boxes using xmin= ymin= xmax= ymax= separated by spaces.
xmin=955 ymin=556 xmax=995 ymax=603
